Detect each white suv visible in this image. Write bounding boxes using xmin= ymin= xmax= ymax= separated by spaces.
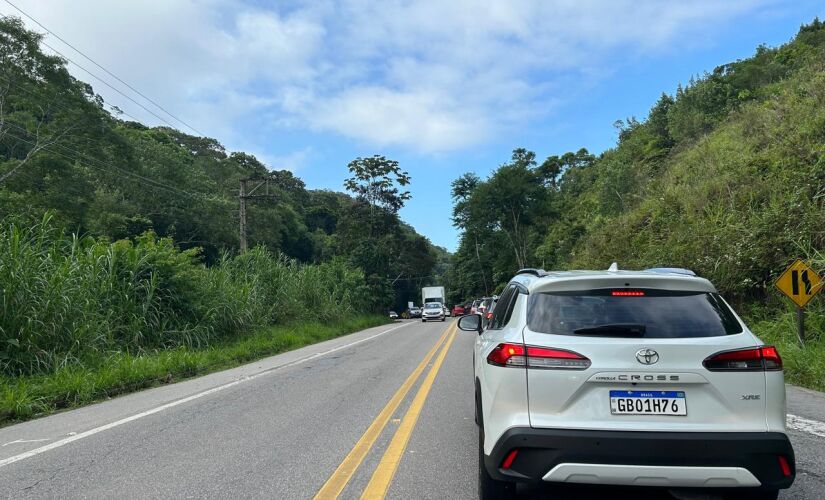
xmin=458 ymin=267 xmax=795 ymax=500
xmin=422 ymin=302 xmax=446 ymax=322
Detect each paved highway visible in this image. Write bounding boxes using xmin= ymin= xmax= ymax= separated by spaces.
xmin=0 ymin=320 xmax=823 ymax=499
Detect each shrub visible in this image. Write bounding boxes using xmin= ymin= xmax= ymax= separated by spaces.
xmin=0 ymin=215 xmax=369 ymax=377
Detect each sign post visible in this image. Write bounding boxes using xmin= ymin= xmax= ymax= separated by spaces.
xmin=775 ymin=259 xmax=823 ymax=345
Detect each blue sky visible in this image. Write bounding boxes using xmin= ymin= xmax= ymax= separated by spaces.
xmin=5 ymin=0 xmax=824 ymax=251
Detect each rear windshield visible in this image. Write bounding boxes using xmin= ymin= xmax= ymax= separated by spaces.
xmin=527 ymin=289 xmax=742 ymax=338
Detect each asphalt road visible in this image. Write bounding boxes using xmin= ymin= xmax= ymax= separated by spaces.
xmin=0 ymin=319 xmax=823 ymax=499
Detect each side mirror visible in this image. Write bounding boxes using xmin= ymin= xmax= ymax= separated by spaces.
xmin=457 ymin=313 xmax=483 ymax=334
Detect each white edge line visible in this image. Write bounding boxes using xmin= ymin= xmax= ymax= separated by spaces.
xmin=787 ymin=413 xmax=825 ymax=438
xmin=0 ymin=321 xmax=415 ymax=468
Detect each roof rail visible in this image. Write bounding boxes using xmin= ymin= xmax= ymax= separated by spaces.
xmin=516 ymin=268 xmax=548 ymax=277
xmin=644 ymin=267 xmax=697 ymax=277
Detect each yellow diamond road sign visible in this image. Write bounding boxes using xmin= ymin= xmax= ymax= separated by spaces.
xmin=775 ymin=259 xmax=823 ymax=308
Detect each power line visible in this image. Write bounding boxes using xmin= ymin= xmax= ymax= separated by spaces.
xmin=0 ymin=12 xmax=188 ymax=131
xmin=2 ymin=125 xmax=211 ymax=201
xmin=1 ymin=0 xmax=207 ymax=137
xmin=0 ymin=63 xmax=242 ymax=228
xmin=389 ymin=274 xmax=438 ymax=281
xmin=0 ymin=24 xmax=229 ymax=201
xmin=36 ymin=39 xmax=186 ymax=132
xmin=2 ymin=125 xmax=239 ymax=218
xmin=0 ymin=73 xmax=230 ymax=191
xmin=2 ymin=129 xmax=239 ymax=219
xmin=0 ymin=73 xmax=147 ymax=125
xmin=0 ymin=75 xmax=238 ymax=208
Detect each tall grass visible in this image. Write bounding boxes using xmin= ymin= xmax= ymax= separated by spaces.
xmin=0 ymin=316 xmax=388 ymax=423
xmin=0 ymin=215 xmax=369 ymax=377
xmin=749 ymin=306 xmax=825 ymax=391
xmin=744 ymin=246 xmax=825 ymax=391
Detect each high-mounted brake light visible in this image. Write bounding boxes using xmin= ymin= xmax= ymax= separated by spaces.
xmin=487 ymin=343 xmax=591 ymax=370
xmin=703 ymin=346 xmax=782 ymax=372
xmin=611 ymin=290 xmax=645 ymax=296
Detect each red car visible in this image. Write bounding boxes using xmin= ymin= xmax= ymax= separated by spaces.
xmin=451 ymin=304 xmax=465 ymax=316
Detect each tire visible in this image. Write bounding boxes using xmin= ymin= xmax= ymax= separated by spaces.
xmin=422 ymin=319 xmax=426 ymax=322
xmin=478 ymin=422 xmax=513 ymax=500
xmin=477 ymin=397 xmax=513 ymax=500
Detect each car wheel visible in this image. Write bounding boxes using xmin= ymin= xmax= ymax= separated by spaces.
xmin=421 ymin=319 xmax=426 ymax=322
xmin=478 ymin=420 xmax=513 ymax=500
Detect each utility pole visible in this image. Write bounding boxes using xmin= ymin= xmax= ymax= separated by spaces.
xmin=238 ymin=177 xmax=275 ymax=253
xmin=239 ymin=179 xmax=248 ymax=253
xmin=475 ymin=235 xmax=489 ymax=295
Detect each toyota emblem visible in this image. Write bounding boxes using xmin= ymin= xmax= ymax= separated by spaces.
xmin=636 ymin=348 xmax=659 ymax=365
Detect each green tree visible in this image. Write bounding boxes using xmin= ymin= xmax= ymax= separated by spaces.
xmin=343 ymin=155 xmax=411 ymax=214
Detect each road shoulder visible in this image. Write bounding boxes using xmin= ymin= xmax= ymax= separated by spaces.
xmin=0 ymin=321 xmax=413 ymax=463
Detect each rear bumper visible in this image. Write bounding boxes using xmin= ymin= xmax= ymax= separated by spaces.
xmin=485 ymin=428 xmax=795 ymax=490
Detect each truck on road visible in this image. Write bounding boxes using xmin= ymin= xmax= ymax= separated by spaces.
xmin=421 ymin=286 xmax=445 ymax=307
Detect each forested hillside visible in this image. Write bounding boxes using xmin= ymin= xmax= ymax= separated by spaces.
xmin=0 ymin=17 xmax=441 ymax=313
xmin=450 ymin=20 xmax=825 ymax=306
xmin=448 ymin=20 xmax=825 ymax=389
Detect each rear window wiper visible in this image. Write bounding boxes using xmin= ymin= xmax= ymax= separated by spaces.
xmin=573 ymin=323 xmax=646 ymax=337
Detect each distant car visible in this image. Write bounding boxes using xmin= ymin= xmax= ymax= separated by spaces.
xmin=486 ymin=297 xmax=498 ymax=319
xmin=408 ymin=307 xmax=422 ymax=318
xmin=389 ymin=311 xmax=398 ymax=319
xmin=480 ymin=296 xmax=498 ymax=327
xmin=478 ymin=296 xmax=495 ymax=316
xmin=422 ymin=302 xmax=445 ymax=322
xmin=470 ymin=299 xmax=482 ymax=314
xmin=444 ymin=305 xmax=451 ymax=317
xmin=452 ymin=304 xmax=465 ymax=316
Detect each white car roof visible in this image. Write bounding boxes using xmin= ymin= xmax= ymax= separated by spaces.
xmin=513 ymin=269 xmax=717 ymax=294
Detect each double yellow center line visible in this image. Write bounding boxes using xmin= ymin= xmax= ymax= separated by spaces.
xmin=314 ymin=322 xmax=458 ymax=500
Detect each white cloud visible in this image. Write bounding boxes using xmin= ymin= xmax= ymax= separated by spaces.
xmin=307 ymin=86 xmax=487 ymax=152
xmin=264 ymin=147 xmax=313 ymax=173
xmin=2 ymin=0 xmax=772 ymax=153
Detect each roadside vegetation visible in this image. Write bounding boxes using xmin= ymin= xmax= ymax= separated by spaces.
xmin=447 ymin=20 xmax=825 ymax=390
xmin=0 ymin=316 xmax=388 ymax=424
xmin=749 ymin=249 xmax=825 ymax=391
xmin=0 ymin=17 xmax=446 ymax=423
xmin=750 ymin=307 xmax=825 ymax=392
xmin=0 ymin=16 xmax=444 ymax=314
xmin=0 ymin=215 xmax=389 ymax=424
xmin=0 ymin=215 xmax=370 ymax=377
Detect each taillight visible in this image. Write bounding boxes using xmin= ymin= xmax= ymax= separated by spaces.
xmin=703 ymin=346 xmax=782 ymax=372
xmin=526 ymin=346 xmax=592 ymax=369
xmin=778 ymin=455 xmax=792 ymax=477
xmin=487 ymin=343 xmax=526 ymax=366
xmin=501 ymin=449 xmax=519 ymax=469
xmin=487 ymin=343 xmax=590 ymax=370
